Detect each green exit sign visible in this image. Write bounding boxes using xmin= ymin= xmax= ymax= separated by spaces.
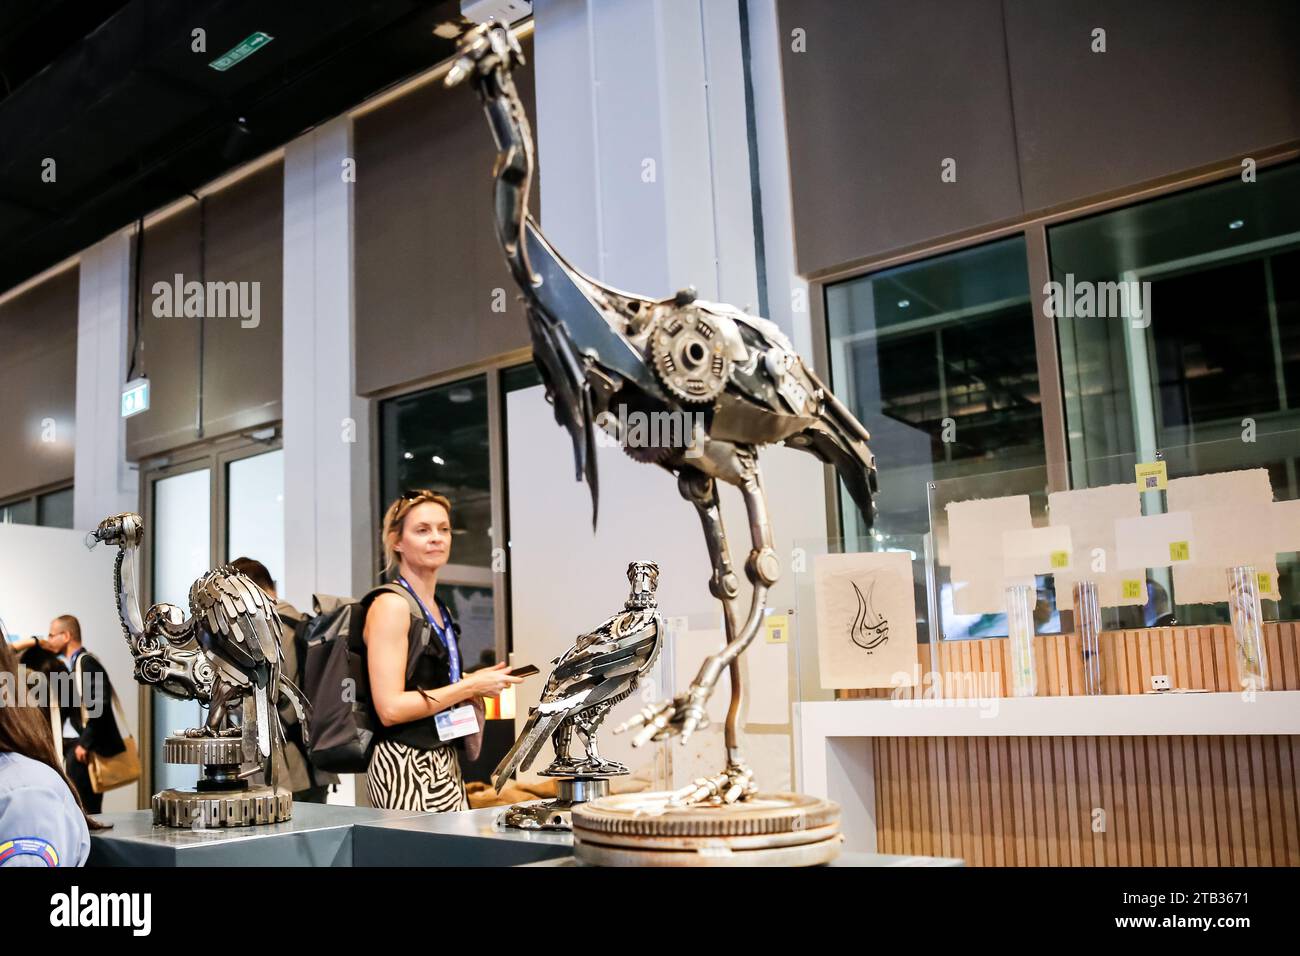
xmin=121 ymin=378 xmax=150 ymax=419
xmin=209 ymin=32 xmax=273 ymax=72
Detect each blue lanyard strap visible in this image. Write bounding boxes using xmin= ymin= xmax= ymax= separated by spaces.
xmin=397 ymin=577 xmax=461 ymax=683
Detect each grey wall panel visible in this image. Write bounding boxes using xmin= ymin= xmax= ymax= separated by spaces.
xmin=126 ymin=205 xmax=202 ymax=460
xmin=1005 ymin=0 xmax=1300 ymax=211
xmin=777 ymin=0 xmax=1023 ymax=277
xmin=127 ymin=165 xmax=285 ymax=461
xmin=201 ymin=163 xmax=284 ymax=438
xmin=354 ymin=42 xmax=537 ymax=397
xmin=0 ymin=266 xmax=78 ymax=499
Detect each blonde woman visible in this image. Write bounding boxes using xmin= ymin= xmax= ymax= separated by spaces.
xmin=363 ymin=490 xmax=523 ymax=811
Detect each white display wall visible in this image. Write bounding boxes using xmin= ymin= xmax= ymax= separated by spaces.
xmin=0 ymin=522 xmax=139 ymax=812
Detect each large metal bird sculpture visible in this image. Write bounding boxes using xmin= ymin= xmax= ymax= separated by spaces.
xmin=449 ymin=23 xmax=877 ymax=806
xmin=91 ymin=513 xmax=310 ymax=783
xmin=493 ymin=560 xmax=664 ymax=791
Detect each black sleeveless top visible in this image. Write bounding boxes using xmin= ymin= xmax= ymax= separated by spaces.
xmin=360 ymin=584 xmax=462 ymax=752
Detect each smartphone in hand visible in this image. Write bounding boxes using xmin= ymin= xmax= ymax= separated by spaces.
xmin=508 ymin=664 xmax=540 ymax=678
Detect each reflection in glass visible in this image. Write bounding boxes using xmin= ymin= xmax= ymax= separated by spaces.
xmin=379 ymin=376 xmax=492 ymax=569
xmin=37 ymin=488 xmax=73 ymax=529
xmin=226 ymin=450 xmax=285 ymax=587
xmin=826 ymin=237 xmax=1044 ymax=549
xmin=151 ymin=468 xmax=211 ymax=790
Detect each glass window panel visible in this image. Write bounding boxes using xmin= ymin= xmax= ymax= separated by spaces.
xmin=379 ymin=376 xmax=492 ymax=570
xmin=225 ymin=450 xmax=285 ymax=589
xmin=826 ymin=236 xmax=1044 ymax=548
xmin=151 ymin=468 xmax=210 ymax=791
xmin=37 ymin=487 xmax=74 ymax=529
xmin=0 ymin=498 xmax=36 ymax=526
xmin=1049 ymin=161 xmax=1300 ymax=479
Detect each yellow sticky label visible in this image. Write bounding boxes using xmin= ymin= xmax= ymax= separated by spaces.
xmin=1169 ymin=541 xmax=1190 ymax=562
xmin=765 ymin=614 xmax=789 ymax=644
xmin=1135 ymin=461 xmax=1168 ymax=492
xmin=1257 ymin=572 xmax=1272 ymax=593
xmin=1121 ymin=579 xmax=1144 ymax=600
xmin=1050 ymin=550 xmax=1070 ymax=569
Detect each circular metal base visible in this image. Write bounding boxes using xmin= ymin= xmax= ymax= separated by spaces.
xmin=153 ymin=784 xmax=292 ymax=829
xmin=571 ymin=791 xmax=841 ymax=866
xmin=164 ymin=734 xmax=246 ymax=765
xmin=500 ymin=777 xmax=611 ymax=832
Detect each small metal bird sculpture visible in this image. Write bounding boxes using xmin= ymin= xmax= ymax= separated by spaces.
xmin=493 ymin=561 xmax=664 ymax=792
xmin=450 ymin=23 xmax=878 ymax=806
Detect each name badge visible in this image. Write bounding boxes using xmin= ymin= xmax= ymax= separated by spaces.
xmin=435 ymin=703 xmax=478 ymax=742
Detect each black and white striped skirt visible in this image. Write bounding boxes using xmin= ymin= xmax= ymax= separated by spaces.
xmin=366 ymin=739 xmax=470 ymax=813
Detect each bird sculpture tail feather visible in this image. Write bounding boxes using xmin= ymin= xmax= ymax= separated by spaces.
xmin=492 ymin=693 xmax=586 ymax=794
xmin=277 ymin=675 xmax=312 ymax=746
xmin=795 ymin=374 xmax=879 ymax=526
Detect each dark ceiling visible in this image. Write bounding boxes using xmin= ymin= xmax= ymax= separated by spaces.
xmin=0 ymin=0 xmax=466 ymax=293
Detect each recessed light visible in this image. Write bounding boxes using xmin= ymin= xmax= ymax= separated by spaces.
xmin=1228 ymin=219 xmax=1245 ymax=230
xmin=431 ymin=455 xmax=445 ymax=465
xmin=897 ymin=299 xmax=911 ymax=309
xmin=403 ymin=452 xmax=414 ymax=460
xmin=449 ymin=387 xmax=474 ymax=404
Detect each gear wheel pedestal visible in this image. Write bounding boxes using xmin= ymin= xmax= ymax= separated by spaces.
xmin=571 ymin=792 xmax=841 ymax=866
xmin=500 ymin=776 xmax=610 ymax=832
xmin=151 ymin=734 xmax=292 ymax=829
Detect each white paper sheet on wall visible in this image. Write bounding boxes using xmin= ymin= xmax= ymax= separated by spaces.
xmin=946 ymin=495 xmax=1033 ymax=614
xmin=813 ymin=551 xmax=918 ymax=689
xmin=1114 ymin=510 xmax=1195 ymax=570
xmin=1273 ymin=499 xmax=1300 ymax=553
xmin=1167 ymin=469 xmax=1279 ymax=603
xmin=742 ymin=629 xmax=791 ymax=724
xmin=1002 ymin=525 xmax=1073 ymax=577
xmin=1048 ymin=483 xmax=1146 ymax=610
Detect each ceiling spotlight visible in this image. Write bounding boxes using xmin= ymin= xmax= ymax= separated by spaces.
xmin=897 ymin=299 xmax=910 ymax=309
xmin=1228 ymin=219 xmax=1245 ymax=230
xmin=432 ymin=455 xmax=446 ymax=465
xmin=448 ymin=387 xmax=474 ymax=404
xmin=403 ymin=452 xmax=414 ymax=460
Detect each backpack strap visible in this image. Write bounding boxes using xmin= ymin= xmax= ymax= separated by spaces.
xmin=359 ymin=583 xmax=432 ymax=683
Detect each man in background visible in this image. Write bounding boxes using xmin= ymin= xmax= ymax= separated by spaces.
xmin=40 ymin=616 xmax=123 ymax=814
xmin=228 ymin=558 xmax=338 ymax=803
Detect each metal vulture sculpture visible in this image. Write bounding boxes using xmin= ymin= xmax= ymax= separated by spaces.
xmin=91 ymin=513 xmax=309 ymax=784
xmin=494 ymin=561 xmax=664 ymax=790
xmin=449 ymin=23 xmax=877 ymax=806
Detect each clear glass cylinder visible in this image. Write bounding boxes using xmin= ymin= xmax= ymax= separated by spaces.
xmin=1074 ymin=580 xmax=1103 ymax=695
xmin=1005 ymin=584 xmax=1037 ymax=697
xmin=1226 ymin=565 xmax=1269 ymax=692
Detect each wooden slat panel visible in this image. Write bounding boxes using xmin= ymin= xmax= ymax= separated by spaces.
xmin=1276 ymin=735 xmax=1300 ymax=865
xmin=1256 ymin=735 xmax=1282 ymax=866
xmin=1234 ymin=736 xmax=1258 ymax=866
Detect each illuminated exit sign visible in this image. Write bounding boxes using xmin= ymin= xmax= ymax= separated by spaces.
xmin=209 ymin=32 xmax=273 ymax=72
xmin=121 ymin=378 xmax=150 ymax=419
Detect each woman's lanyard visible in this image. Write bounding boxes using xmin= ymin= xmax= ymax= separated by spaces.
xmin=397 ymin=577 xmax=461 ymax=683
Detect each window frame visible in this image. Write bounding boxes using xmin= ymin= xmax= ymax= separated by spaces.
xmin=810 ymin=147 xmax=1300 ymax=543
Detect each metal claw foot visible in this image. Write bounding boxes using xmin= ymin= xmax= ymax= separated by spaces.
xmin=615 ymin=681 xmax=713 ymax=746
xmin=669 ymin=762 xmax=757 ymax=807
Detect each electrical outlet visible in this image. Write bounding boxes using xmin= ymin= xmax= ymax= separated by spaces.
xmin=1151 ymin=674 xmax=1171 ymax=692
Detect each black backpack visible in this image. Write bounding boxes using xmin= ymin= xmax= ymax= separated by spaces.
xmin=300 ymin=585 xmax=430 ymax=774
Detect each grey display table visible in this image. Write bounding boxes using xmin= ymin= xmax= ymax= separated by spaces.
xmin=353 ymin=804 xmax=573 ymax=866
xmin=88 ymin=803 xmax=423 ymax=867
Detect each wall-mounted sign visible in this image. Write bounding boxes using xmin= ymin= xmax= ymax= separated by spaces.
xmin=120 ymin=378 xmax=149 ymax=419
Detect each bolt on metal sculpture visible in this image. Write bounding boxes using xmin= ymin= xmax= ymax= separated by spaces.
xmin=448 ymin=23 xmax=877 ymax=808
xmin=91 ymin=513 xmax=310 ymax=827
xmin=494 ymin=561 xmax=664 ymax=830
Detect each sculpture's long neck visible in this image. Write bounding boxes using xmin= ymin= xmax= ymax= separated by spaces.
xmin=479 ymin=67 xmax=537 ymax=293
xmin=112 ymin=544 xmax=147 ymax=654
